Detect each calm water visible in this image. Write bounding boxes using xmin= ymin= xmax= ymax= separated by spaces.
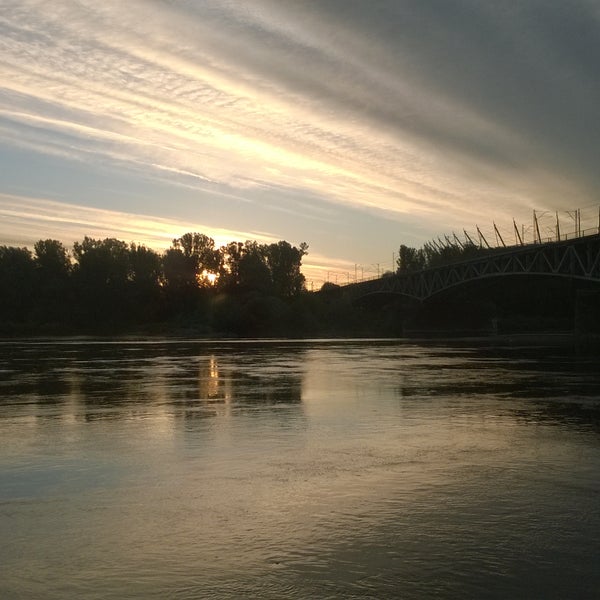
xmin=1 ymin=338 xmax=599 ymax=599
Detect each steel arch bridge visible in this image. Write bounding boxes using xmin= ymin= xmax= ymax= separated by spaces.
xmin=346 ymin=233 xmax=600 ymax=302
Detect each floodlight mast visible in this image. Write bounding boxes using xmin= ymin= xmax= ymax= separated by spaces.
xmin=476 ymin=226 xmax=490 ymax=249
xmin=463 ymin=230 xmax=475 ymax=246
xmin=493 ymin=223 xmax=505 ymax=247
xmin=513 ymin=219 xmax=523 ymax=245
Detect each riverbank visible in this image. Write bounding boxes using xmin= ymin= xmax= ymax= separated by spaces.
xmin=2 ymin=328 xmax=599 ymax=352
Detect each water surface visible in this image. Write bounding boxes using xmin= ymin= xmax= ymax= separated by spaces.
xmin=1 ymin=338 xmax=599 ymax=598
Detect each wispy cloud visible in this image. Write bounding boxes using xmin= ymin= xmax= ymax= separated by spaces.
xmin=1 ymin=0 xmax=599 ymax=269
xmin=0 ymin=192 xmax=339 ymax=282
xmin=0 ymin=193 xmax=276 ymax=249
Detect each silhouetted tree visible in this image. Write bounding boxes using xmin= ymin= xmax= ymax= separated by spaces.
xmin=397 ymin=240 xmax=491 ymax=273
xmin=0 ymin=246 xmax=35 ymax=318
xmin=128 ymin=243 xmax=162 ymax=322
xmin=219 ymin=241 xmax=245 ymax=290
xmin=34 ymin=239 xmax=71 ymax=278
xmin=264 ymin=241 xmax=308 ymax=297
xmin=129 ymin=243 xmax=161 ymax=285
xmin=171 ymin=232 xmax=221 ymax=287
xmin=0 ymin=246 xmax=36 ymax=323
xmin=161 ymin=233 xmax=221 ymax=322
xmin=163 ymin=247 xmax=194 ymax=289
xmin=33 ymin=239 xmax=71 ymax=324
xmin=424 ymin=242 xmax=466 ymax=268
xmin=237 ymin=241 xmax=272 ymax=294
xmin=0 ymin=230 xmax=405 ymax=336
xmin=71 ymin=237 xmax=131 ymax=326
xmin=73 ymin=237 xmax=130 ymax=286
xmin=397 ymin=244 xmax=426 ymax=273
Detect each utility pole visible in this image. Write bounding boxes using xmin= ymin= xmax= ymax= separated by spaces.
xmin=567 ymin=209 xmax=580 ymax=238
xmin=556 ymin=211 xmax=561 ymax=241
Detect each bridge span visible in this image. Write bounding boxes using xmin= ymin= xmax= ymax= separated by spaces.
xmin=345 ymin=232 xmax=600 ymax=302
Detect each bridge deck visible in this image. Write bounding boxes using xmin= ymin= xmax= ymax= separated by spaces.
xmin=345 ymin=233 xmax=600 ymax=301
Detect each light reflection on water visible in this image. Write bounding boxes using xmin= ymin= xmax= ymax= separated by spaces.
xmin=1 ymin=339 xmax=600 ymax=599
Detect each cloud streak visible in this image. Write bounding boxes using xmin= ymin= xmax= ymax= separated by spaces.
xmin=0 ymin=193 xmax=278 ymax=248
xmin=0 ymin=192 xmax=357 ymax=283
xmin=1 ymin=0 xmax=599 ymax=276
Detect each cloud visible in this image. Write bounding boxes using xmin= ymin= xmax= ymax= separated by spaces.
xmin=0 ymin=192 xmax=342 ymax=283
xmin=1 ymin=0 xmax=599 ymax=271
xmin=0 ymin=192 xmax=277 ymax=250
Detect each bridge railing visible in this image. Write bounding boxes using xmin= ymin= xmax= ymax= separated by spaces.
xmin=538 ymin=226 xmax=600 ymax=245
xmin=342 ymin=226 xmax=600 ymax=288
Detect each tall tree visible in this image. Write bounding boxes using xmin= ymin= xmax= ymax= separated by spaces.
xmin=128 ymin=243 xmax=162 ymax=322
xmin=71 ymin=237 xmax=131 ymax=326
xmin=171 ymin=232 xmax=221 ymax=287
xmin=129 ymin=243 xmax=161 ymax=286
xmin=397 ymin=244 xmax=425 ymax=273
xmin=0 ymin=246 xmax=36 ymax=323
xmin=264 ymin=241 xmax=308 ymax=297
xmin=34 ymin=239 xmax=71 ymax=278
xmin=237 ymin=241 xmax=272 ymax=294
xmin=219 ymin=241 xmax=245 ymax=289
xmin=73 ymin=237 xmax=130 ymax=286
xmin=33 ymin=239 xmax=71 ymax=323
xmin=162 ymin=247 xmax=195 ymax=290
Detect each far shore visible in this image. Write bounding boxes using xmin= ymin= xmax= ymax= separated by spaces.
xmin=2 ymin=329 xmax=600 ymax=350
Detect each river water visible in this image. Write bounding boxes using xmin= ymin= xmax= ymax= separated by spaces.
xmin=1 ymin=338 xmax=599 ymax=599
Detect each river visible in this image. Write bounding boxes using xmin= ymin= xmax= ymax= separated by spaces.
xmin=1 ymin=338 xmax=599 ymax=598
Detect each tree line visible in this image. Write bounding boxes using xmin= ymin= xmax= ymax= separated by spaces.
xmin=0 ymin=234 xmax=312 ymax=335
xmin=396 ymin=239 xmax=495 ymax=273
xmin=4 ymin=229 xmax=567 ymax=338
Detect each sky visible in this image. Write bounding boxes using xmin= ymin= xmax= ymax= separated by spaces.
xmin=1 ymin=0 xmax=599 ymax=286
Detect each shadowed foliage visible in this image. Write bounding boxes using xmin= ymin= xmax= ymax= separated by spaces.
xmin=0 ymin=233 xmax=310 ymax=335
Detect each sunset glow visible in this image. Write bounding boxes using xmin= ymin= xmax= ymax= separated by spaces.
xmin=1 ymin=1 xmax=599 ymax=286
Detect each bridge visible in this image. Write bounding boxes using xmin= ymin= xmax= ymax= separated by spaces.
xmin=345 ymin=232 xmax=600 ymax=302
